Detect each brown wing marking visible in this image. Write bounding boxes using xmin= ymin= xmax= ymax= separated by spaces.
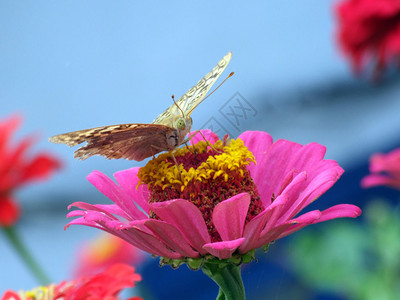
xmin=70 ymin=124 xmax=176 ymax=161
xmin=48 ymin=124 xmax=141 ymax=147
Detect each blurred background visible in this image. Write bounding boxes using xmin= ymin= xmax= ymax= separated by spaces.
xmin=1 ymin=1 xmax=400 ymax=299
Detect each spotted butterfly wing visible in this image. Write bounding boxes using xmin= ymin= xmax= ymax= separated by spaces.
xmin=49 ymin=52 xmax=232 ymax=161
xmin=152 ymin=52 xmax=232 ymax=127
xmin=49 ymin=124 xmax=177 ymax=161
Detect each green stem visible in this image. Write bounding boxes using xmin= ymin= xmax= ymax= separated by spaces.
xmin=201 ymin=261 xmax=246 ymax=300
xmin=2 ymin=226 xmax=51 ymax=285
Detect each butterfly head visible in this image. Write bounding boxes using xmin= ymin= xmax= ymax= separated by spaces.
xmin=174 ymin=116 xmax=192 ymax=131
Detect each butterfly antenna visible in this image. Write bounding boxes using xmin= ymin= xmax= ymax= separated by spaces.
xmin=171 ymin=94 xmax=185 ymax=117
xmin=201 ymin=72 xmax=234 ymax=103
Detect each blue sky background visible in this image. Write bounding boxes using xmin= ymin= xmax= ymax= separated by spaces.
xmin=1 ymin=1 xmax=400 ymax=299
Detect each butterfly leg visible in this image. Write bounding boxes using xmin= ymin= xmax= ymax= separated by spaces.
xmin=183 ymin=141 xmax=192 ymax=152
xmin=183 ymin=141 xmax=199 ymax=167
xmin=149 ymin=145 xmax=160 ymax=159
xmin=170 ymin=152 xmax=178 ymax=166
xmin=184 ymin=130 xmax=223 ymax=153
xmin=150 ymin=144 xmax=179 ymax=166
xmin=184 ymin=140 xmax=198 ymax=157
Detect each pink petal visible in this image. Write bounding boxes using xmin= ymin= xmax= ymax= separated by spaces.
xmin=317 ymin=204 xmax=362 ymax=222
xmin=68 ymin=202 xmax=132 ymax=221
xmin=66 ymin=210 xmax=86 ymax=218
xmin=93 ymin=204 xmax=132 ymax=220
xmin=300 ymin=161 xmax=344 ymax=205
xmin=285 ymin=142 xmax=327 ymax=175
xmin=189 ymin=129 xmax=219 ymax=145
xmin=144 ymin=219 xmax=199 ymax=258
xmin=67 ymin=202 xmax=119 ymax=221
xmin=299 ymin=166 xmax=343 ymax=207
xmin=251 ymin=210 xmax=320 ymax=248
xmin=239 ymin=131 xmax=273 ymax=203
xmin=254 ymin=223 xmax=293 ymax=248
xmin=80 ymin=210 xmax=123 ymax=228
xmin=121 ymin=226 xmax=182 ymax=259
xmin=239 ymin=201 xmax=284 ymax=254
xmin=261 ymin=171 xmax=309 ymax=225
xmin=275 ymin=168 xmax=302 ymax=197
xmin=291 ymin=210 xmax=322 ymax=224
xmin=87 ymin=171 xmax=147 ymax=220
xmin=248 ymin=139 xmax=303 ymax=205
xmin=114 ymin=167 xmax=150 ymax=213
xmin=66 ymin=210 xmax=123 ymax=235
xmin=212 ymin=193 xmax=250 ymax=241
xmin=305 ymin=159 xmax=344 ymax=183
xmin=369 ymin=149 xmax=400 ymax=173
xmin=124 ymin=219 xmax=152 ymax=233
xmin=273 ymin=171 xmax=308 ymax=219
xmin=65 ymin=217 xmax=101 ymax=230
xmin=260 ymin=195 xmax=289 ymax=235
xmin=276 ymin=210 xmax=322 ymax=239
xmin=150 ymin=199 xmax=210 ymax=255
xmin=203 ymin=238 xmax=245 ymax=259
xmin=361 ymin=174 xmax=400 ymax=189
xmin=278 ymin=167 xmax=343 ymax=223
xmin=238 ymin=131 xmax=273 ymax=163
xmin=245 ymin=139 xmax=343 ymax=212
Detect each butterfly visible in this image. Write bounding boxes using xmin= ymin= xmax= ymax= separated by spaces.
xmin=49 ymin=52 xmax=232 ymax=161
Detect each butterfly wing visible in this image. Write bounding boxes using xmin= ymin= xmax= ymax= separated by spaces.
xmin=49 ymin=124 xmax=176 ymax=161
xmin=152 ymin=52 xmax=232 ymax=126
xmin=50 ymin=52 xmax=232 ymax=161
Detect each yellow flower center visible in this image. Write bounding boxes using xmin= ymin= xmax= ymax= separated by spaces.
xmin=138 ymin=138 xmax=263 ymax=242
xmin=19 ymin=285 xmax=55 ymax=300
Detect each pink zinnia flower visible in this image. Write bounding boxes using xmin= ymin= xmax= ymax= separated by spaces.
xmin=66 ymin=130 xmax=361 ymax=265
xmin=0 ymin=114 xmax=61 ymax=227
xmin=361 ymin=147 xmax=400 ymax=189
xmin=1 ymin=263 xmax=142 ymax=300
xmin=335 ymin=0 xmax=400 ymax=76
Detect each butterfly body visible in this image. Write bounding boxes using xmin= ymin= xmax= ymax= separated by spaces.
xmin=49 ymin=52 xmax=232 ymax=161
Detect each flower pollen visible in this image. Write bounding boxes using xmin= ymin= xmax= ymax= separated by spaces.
xmin=138 ymin=138 xmax=264 ymax=242
xmin=20 ymin=285 xmax=56 ymax=300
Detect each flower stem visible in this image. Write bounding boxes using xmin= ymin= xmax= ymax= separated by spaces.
xmin=2 ymin=226 xmax=51 ymax=285
xmin=201 ymin=261 xmax=246 ymax=300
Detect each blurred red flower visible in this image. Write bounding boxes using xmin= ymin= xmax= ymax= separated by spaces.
xmin=336 ymin=0 xmax=400 ymax=75
xmin=1 ymin=263 xmax=143 ymax=300
xmin=0 ymin=114 xmax=61 ymax=227
xmin=73 ymin=234 xmax=146 ymax=277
